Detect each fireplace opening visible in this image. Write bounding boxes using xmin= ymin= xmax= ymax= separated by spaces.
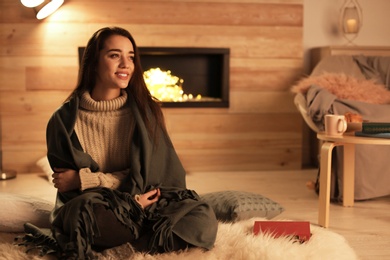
xmin=78 ymin=47 xmax=230 ymax=108
xmin=139 ymin=47 xmax=230 ymax=108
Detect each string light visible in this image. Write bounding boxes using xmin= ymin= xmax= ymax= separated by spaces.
xmin=143 ymin=68 xmax=202 ymax=102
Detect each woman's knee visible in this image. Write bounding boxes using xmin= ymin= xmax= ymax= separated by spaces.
xmin=92 ymin=204 xmax=137 ymax=249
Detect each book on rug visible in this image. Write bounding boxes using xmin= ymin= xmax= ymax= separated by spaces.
xmin=362 ymin=122 xmax=390 ymax=133
xmin=253 ymin=221 xmax=311 ymax=242
xmin=355 ymin=131 xmax=390 ymax=139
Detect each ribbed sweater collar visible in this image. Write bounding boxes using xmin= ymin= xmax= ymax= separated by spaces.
xmin=79 ymin=90 xmax=128 ymax=112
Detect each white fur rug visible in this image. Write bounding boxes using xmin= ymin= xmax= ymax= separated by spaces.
xmin=0 ymin=218 xmax=357 ymax=260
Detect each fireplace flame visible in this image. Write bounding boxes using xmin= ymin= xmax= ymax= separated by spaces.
xmin=143 ymin=68 xmax=201 ymax=102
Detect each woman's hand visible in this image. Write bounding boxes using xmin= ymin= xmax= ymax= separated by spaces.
xmin=135 ymin=188 xmax=161 ymax=209
xmin=52 ymin=168 xmax=81 ymax=193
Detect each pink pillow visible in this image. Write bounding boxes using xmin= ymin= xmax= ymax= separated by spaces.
xmin=291 ymin=73 xmax=390 ymax=104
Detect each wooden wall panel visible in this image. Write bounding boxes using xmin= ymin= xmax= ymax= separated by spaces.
xmin=0 ymin=0 xmax=304 ymax=173
xmin=1 ymin=24 xmax=302 ymax=58
xmin=26 ymin=67 xmax=78 ymax=90
xmin=1 ymin=1 xmax=303 ymax=26
xmin=229 ymin=91 xmax=297 ymax=113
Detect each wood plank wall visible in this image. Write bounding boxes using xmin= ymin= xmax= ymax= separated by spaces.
xmin=0 ymin=0 xmax=304 ymax=173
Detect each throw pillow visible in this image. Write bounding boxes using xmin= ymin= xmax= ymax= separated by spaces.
xmin=36 ymin=156 xmax=52 ymax=182
xmin=200 ymin=190 xmax=284 ymax=222
xmin=0 ymin=193 xmax=54 ymax=232
xmin=291 ymin=72 xmax=390 ymax=104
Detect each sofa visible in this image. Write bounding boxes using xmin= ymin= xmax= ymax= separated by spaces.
xmin=292 ymin=54 xmax=390 ymax=201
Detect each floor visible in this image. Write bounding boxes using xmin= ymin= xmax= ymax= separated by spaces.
xmin=1 ymin=169 xmax=389 ymax=259
xmin=186 ymin=169 xmax=390 ymax=260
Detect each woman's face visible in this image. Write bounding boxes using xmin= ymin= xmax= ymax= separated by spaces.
xmin=93 ymin=34 xmax=135 ymax=99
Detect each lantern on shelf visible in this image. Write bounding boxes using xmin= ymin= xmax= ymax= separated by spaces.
xmin=340 ymin=0 xmax=363 ymax=45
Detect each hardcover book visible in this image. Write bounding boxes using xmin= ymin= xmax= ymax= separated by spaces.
xmin=362 ymin=122 xmax=390 ymax=133
xmin=355 ymin=131 xmax=390 ymax=139
xmin=253 ymin=221 xmax=311 ymax=242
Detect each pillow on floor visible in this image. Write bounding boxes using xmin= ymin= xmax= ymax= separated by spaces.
xmin=0 ymin=193 xmax=54 ymax=232
xmin=200 ymin=190 xmax=284 ymax=222
xmin=36 ymin=156 xmax=52 ymax=182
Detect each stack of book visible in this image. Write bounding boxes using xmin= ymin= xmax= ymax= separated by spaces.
xmin=355 ymin=122 xmax=390 ymax=138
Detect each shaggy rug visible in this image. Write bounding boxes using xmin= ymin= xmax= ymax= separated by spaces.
xmin=0 ymin=218 xmax=357 ymax=260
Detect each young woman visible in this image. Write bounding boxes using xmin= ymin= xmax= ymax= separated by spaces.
xmin=42 ymin=26 xmax=217 ymax=259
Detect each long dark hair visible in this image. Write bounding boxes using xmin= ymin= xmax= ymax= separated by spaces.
xmin=68 ymin=26 xmax=167 ymax=140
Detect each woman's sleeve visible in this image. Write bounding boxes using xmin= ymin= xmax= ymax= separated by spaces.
xmin=79 ymin=168 xmax=130 ymax=190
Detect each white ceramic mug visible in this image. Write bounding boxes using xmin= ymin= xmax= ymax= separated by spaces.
xmin=324 ymin=115 xmax=347 ymax=136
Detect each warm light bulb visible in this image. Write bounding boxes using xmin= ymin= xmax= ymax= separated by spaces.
xmin=36 ymin=0 xmax=64 ymax=20
xmin=21 ymin=0 xmax=44 ymax=8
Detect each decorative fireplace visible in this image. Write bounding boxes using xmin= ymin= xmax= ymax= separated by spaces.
xmin=78 ymin=47 xmax=230 ymax=108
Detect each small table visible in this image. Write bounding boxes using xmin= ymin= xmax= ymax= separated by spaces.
xmin=316 ymin=132 xmax=390 ymax=228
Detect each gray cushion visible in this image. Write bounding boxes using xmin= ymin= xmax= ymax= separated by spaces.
xmin=0 ymin=193 xmax=54 ymax=232
xmin=200 ymin=190 xmax=284 ymax=222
